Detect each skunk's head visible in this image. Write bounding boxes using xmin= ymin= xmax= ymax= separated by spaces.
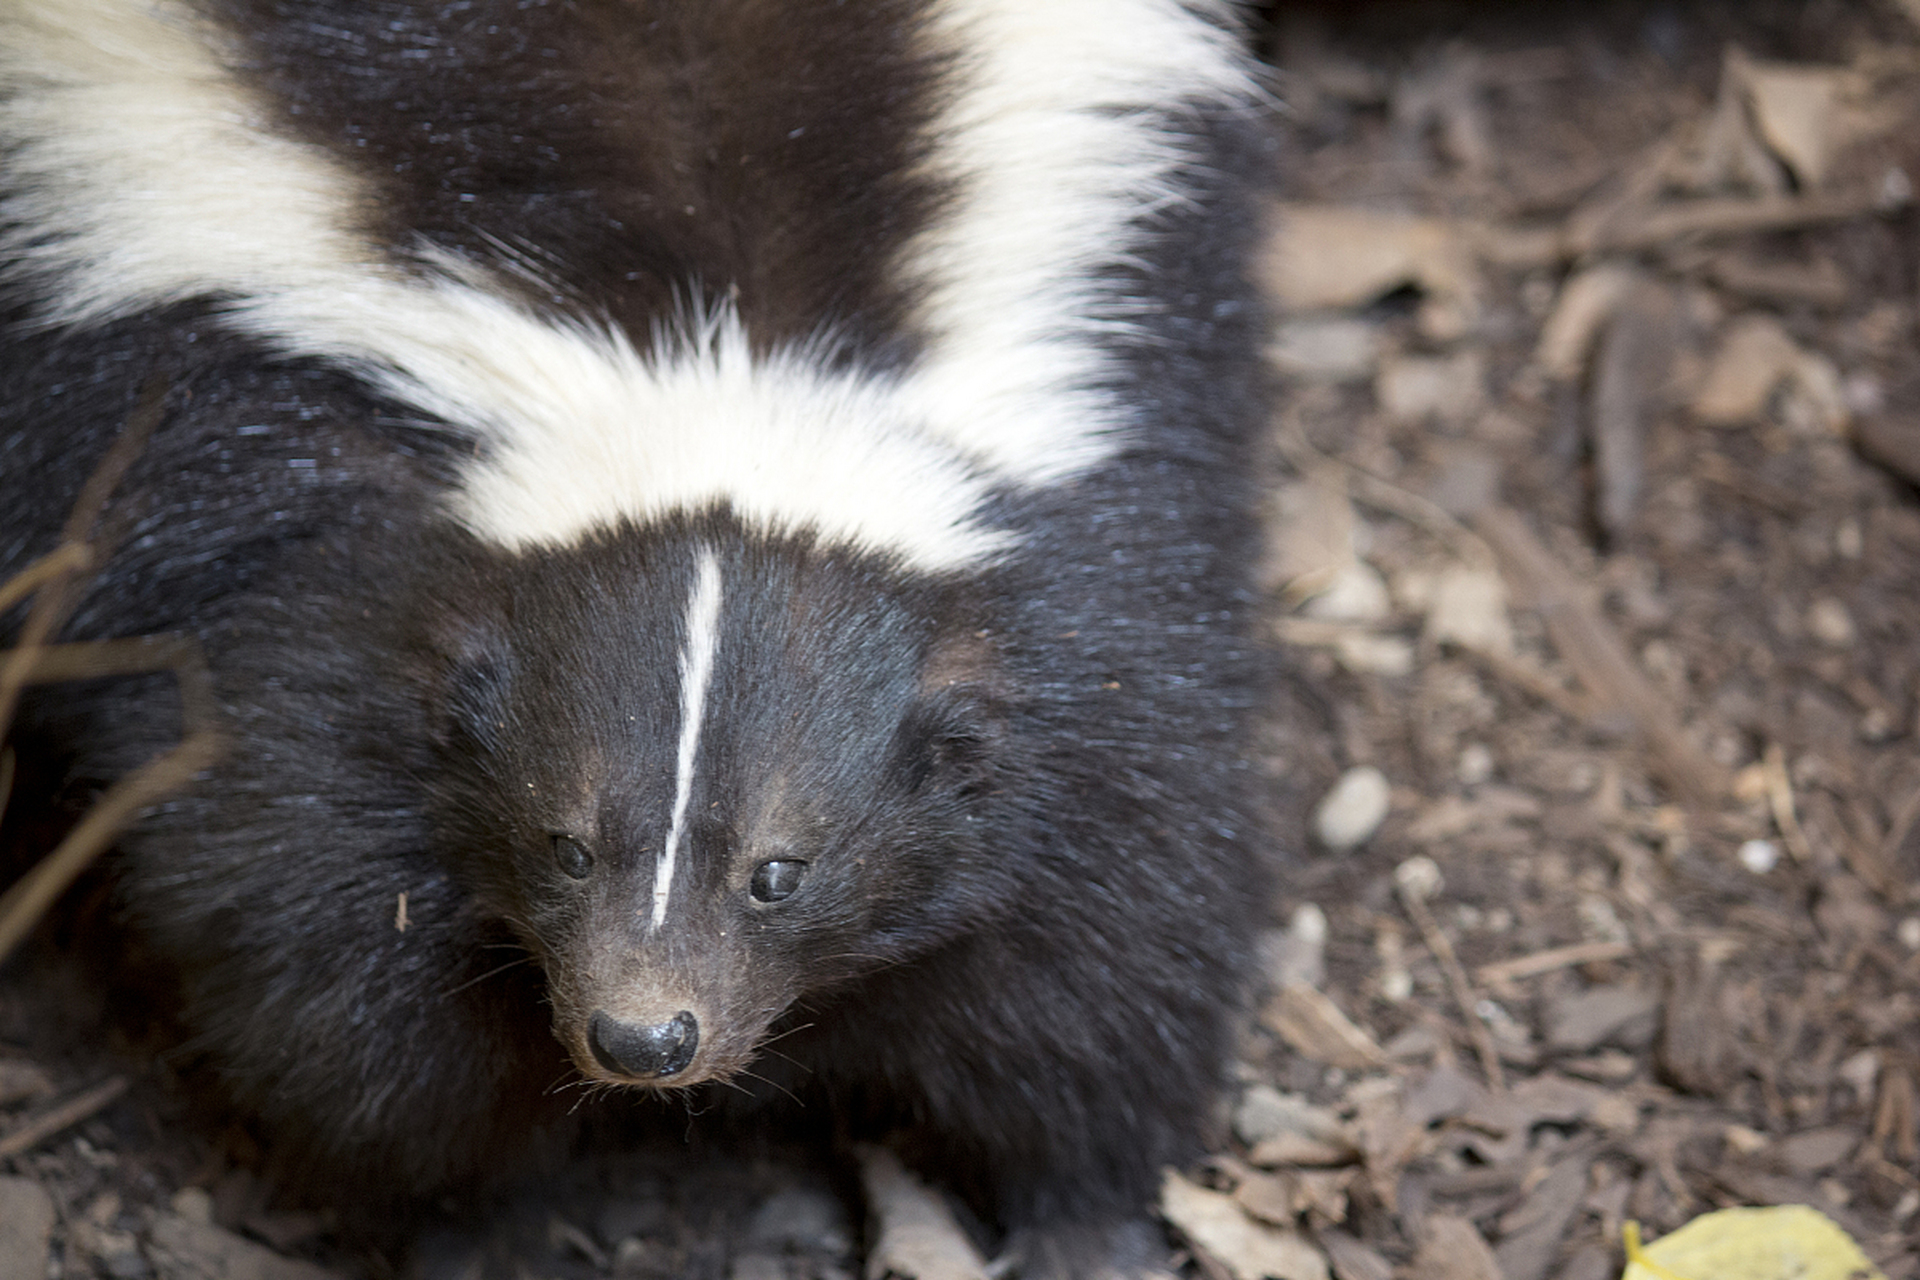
xmin=420 ymin=519 xmax=1014 ymax=1088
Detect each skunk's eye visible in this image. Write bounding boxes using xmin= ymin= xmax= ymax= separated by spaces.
xmin=750 ymin=859 xmax=807 ymax=904
xmin=552 ymin=835 xmax=593 ymax=880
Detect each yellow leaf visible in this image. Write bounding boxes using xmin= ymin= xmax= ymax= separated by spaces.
xmin=1621 ymin=1206 xmax=1887 ymax=1280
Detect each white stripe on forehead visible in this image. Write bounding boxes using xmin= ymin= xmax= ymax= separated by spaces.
xmin=653 ymin=548 xmax=724 ymax=929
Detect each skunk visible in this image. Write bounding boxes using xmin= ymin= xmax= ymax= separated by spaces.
xmin=0 ymin=1 xmax=1274 ymax=1273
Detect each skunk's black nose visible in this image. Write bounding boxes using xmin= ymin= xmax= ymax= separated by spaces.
xmin=587 ymin=1009 xmax=699 ymax=1079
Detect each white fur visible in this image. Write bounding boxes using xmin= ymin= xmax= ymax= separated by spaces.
xmin=900 ymin=0 xmax=1255 ymax=479
xmin=654 ymin=548 xmax=722 ymax=929
xmin=0 ymin=0 xmax=1255 ymax=569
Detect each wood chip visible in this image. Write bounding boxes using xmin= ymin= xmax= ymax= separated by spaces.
xmin=1234 ymin=1167 xmax=1351 ymax=1227
xmin=0 ymin=1061 xmax=55 ymax=1109
xmin=1261 ymin=984 xmax=1388 ymax=1071
xmin=1423 ymin=565 xmax=1514 ymax=657
xmin=1736 ymin=53 xmax=1855 ymax=188
xmin=1774 ymin=1125 xmax=1858 ymax=1176
xmin=1545 ymin=986 xmax=1661 ymax=1053
xmin=858 ymin=1147 xmax=989 ymax=1280
xmin=1854 ymin=415 xmax=1920 ymax=487
xmin=1315 ymin=1230 xmax=1393 ymax=1280
xmin=1412 ymin=1215 xmax=1504 ymax=1280
xmin=145 ymin=1213 xmax=345 ymax=1280
xmin=1494 ymin=1155 xmax=1592 ymax=1280
xmin=1692 ymin=314 xmax=1812 ymax=424
xmin=1535 ymin=263 xmax=1642 ymax=382
xmin=1476 ymin=941 xmax=1635 ymax=986
xmin=0 ymin=1178 xmax=53 ymax=1280
xmin=1590 ymin=279 xmax=1679 ymax=541
xmin=1162 ymin=1172 xmax=1330 ymax=1280
xmin=1235 ymin=1087 xmax=1351 ymax=1153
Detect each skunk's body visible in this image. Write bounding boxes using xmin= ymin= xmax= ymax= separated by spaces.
xmin=0 ymin=2 xmax=1272 ymax=1273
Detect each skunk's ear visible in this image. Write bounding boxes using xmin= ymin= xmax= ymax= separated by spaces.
xmin=892 ymin=626 xmax=1009 ymax=798
xmin=416 ymin=585 xmax=514 ymax=755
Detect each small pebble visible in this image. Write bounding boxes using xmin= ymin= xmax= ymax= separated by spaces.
xmin=1393 ymin=854 xmax=1443 ymax=902
xmin=1262 ymin=904 xmax=1328 ymax=990
xmin=727 ymin=1255 xmax=784 ymax=1280
xmin=1303 ymin=561 xmax=1392 ymax=624
xmin=1737 ymin=839 xmax=1780 ymax=874
xmin=1267 ymin=317 xmax=1380 ymax=383
xmin=169 ymin=1187 xmax=214 ymax=1226
xmin=1456 ymin=742 xmax=1494 ymax=786
xmin=1837 ymin=1049 xmax=1879 ymax=1100
xmin=1475 ymin=999 xmax=1532 ymax=1050
xmin=1314 ymin=766 xmax=1391 ymax=850
xmin=1899 ymin=917 xmax=1920 ymax=951
xmin=745 ymin=1184 xmax=852 ymax=1256
xmin=1333 ymin=632 xmax=1414 ymax=677
xmin=1232 ymin=1086 xmax=1284 ymax=1147
xmin=1806 ymin=598 xmax=1855 ymax=647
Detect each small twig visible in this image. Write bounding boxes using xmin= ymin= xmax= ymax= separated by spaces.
xmin=0 ymin=379 xmax=224 ymax=967
xmin=0 ymin=1076 xmax=129 ymax=1160
xmin=1396 ymin=877 xmax=1505 ymax=1095
xmin=1475 ymin=941 xmax=1635 ymax=986
xmin=1473 ymin=507 xmax=1729 ymax=808
xmin=1459 ymin=645 xmax=1595 ymax=723
xmin=1760 ymin=743 xmax=1812 ymax=864
xmin=1270 ymin=412 xmax=1497 ymax=571
xmin=0 ymin=639 xmax=221 ymax=965
xmin=1576 ymin=187 xmax=1906 ymax=256
xmin=0 ymin=544 xmax=90 ymax=619
xmin=0 ymin=378 xmax=168 ymax=737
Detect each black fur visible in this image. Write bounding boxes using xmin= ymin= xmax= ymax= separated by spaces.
xmin=0 ymin=3 xmax=1276 ymax=1274
xmin=217 ymin=0 xmax=951 ymax=361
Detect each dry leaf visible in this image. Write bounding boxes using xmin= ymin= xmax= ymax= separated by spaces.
xmin=1261 ymin=984 xmax=1389 ymax=1070
xmin=1740 ymin=58 xmax=1850 ymax=188
xmin=1161 ymin=1172 xmax=1331 ymax=1280
xmin=1622 ymin=1205 xmax=1887 ymax=1280
xmin=1263 ymin=206 xmax=1476 ymax=314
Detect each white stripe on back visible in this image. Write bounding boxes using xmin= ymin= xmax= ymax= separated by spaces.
xmin=0 ymin=0 xmax=1256 ymax=571
xmin=653 ymin=548 xmax=723 ymax=929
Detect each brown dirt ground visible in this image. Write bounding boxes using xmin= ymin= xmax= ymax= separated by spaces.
xmin=4 ymin=2 xmax=1920 ymax=1278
